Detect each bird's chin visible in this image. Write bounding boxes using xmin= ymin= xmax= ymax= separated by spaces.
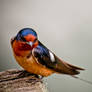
xmin=23 ymin=44 xmax=33 ymax=50
xmin=17 ymin=42 xmax=33 ymax=51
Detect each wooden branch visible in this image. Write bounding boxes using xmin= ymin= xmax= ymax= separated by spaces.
xmin=0 ymin=69 xmax=48 ymax=92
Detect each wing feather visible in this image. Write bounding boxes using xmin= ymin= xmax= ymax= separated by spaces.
xmin=32 ymin=41 xmax=84 ymax=75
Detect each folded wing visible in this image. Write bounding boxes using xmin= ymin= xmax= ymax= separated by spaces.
xmin=33 ymin=41 xmax=84 ymax=75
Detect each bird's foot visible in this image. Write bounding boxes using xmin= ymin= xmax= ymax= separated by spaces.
xmin=17 ymin=70 xmax=31 ymax=78
xmin=17 ymin=70 xmax=44 ymax=79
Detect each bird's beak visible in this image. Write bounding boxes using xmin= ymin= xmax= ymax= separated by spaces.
xmin=26 ymin=42 xmax=33 ymax=47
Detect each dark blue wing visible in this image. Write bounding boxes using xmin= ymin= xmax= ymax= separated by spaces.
xmin=33 ymin=41 xmax=57 ymax=68
xmin=32 ymin=41 xmax=84 ymax=75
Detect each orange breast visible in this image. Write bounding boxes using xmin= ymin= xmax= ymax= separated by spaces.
xmin=14 ymin=54 xmax=54 ymax=77
xmin=12 ymin=40 xmax=32 ymax=57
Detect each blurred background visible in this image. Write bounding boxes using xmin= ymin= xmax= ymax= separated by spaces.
xmin=0 ymin=0 xmax=92 ymax=92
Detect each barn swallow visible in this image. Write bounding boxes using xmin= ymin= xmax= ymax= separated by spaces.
xmin=11 ymin=28 xmax=84 ymax=77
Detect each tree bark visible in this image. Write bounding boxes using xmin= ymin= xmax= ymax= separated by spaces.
xmin=0 ymin=69 xmax=48 ymax=92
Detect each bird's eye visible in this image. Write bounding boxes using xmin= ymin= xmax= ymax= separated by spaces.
xmin=21 ymin=36 xmax=26 ymax=42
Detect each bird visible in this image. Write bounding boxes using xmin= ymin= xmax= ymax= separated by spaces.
xmin=11 ymin=28 xmax=84 ymax=77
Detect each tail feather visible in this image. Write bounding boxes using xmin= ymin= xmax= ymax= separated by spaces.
xmin=54 ymin=55 xmax=84 ymax=75
xmin=65 ymin=62 xmax=85 ymax=70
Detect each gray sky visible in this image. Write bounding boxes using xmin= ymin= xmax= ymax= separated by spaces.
xmin=0 ymin=0 xmax=92 ymax=92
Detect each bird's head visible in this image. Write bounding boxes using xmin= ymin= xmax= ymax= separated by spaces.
xmin=11 ymin=28 xmax=38 ymax=56
xmin=16 ymin=28 xmax=38 ymax=49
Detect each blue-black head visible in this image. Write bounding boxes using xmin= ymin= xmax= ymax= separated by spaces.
xmin=16 ymin=28 xmax=37 ymax=41
xmin=13 ymin=28 xmax=38 ymax=48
